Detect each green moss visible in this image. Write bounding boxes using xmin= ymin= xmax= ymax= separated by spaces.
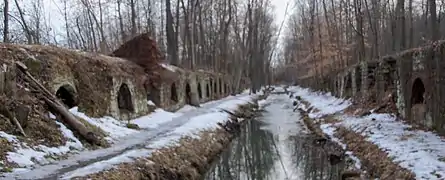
xmin=23 ymin=58 xmax=44 ymax=78
xmin=126 ymin=123 xmax=140 ymax=130
xmin=0 ymin=167 xmax=13 ymax=173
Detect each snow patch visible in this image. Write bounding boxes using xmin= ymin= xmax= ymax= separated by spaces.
xmin=147 ymin=100 xmax=156 ymax=106
xmin=160 ymin=63 xmax=178 ymax=72
xmin=341 ymin=114 xmax=445 ymax=179
xmin=55 ymin=121 xmax=83 ymax=150
xmin=61 ymin=149 xmax=153 ymax=179
xmin=69 ymin=107 xmax=138 ymax=141
xmin=258 ymin=99 xmax=268 ymax=109
xmin=177 ymin=105 xmax=198 ymax=113
xmin=4 ymin=121 xmax=84 ymax=168
xmin=0 ymin=132 xmax=19 ymax=143
xmin=216 ymin=95 xmax=255 ymax=113
xmin=171 ymin=112 xmax=230 ymax=138
xmin=131 ymin=109 xmax=182 ymax=129
xmin=290 ymin=86 xmax=351 ymax=118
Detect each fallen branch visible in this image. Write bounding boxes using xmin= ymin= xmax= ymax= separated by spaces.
xmin=0 ymin=104 xmax=26 ymax=137
xmin=359 ymin=92 xmax=396 ymax=117
xmin=359 ymin=100 xmax=388 ymax=117
xmin=15 ymin=61 xmax=102 ymax=145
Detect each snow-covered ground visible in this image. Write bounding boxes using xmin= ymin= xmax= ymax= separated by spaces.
xmin=1 ymin=92 xmax=258 ymax=179
xmin=289 ymin=85 xmax=445 ymax=179
xmin=289 ymin=86 xmax=351 ymax=118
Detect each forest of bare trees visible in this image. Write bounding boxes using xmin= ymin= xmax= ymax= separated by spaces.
xmin=0 ymin=0 xmax=277 ymax=92
xmin=278 ymin=0 xmax=441 ymax=84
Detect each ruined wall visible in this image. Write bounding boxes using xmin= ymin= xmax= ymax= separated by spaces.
xmin=196 ymin=71 xmax=211 ymax=103
xmin=109 ymin=77 xmax=148 ymax=120
xmin=159 ymin=71 xmax=187 ymax=112
xmin=300 ymin=41 xmax=445 ymax=135
xmin=158 ymin=69 xmax=234 ymax=112
xmin=0 ymin=44 xmax=151 ymax=120
xmin=1 ymin=43 xmax=241 ymax=123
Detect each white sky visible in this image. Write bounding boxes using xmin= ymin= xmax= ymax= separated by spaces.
xmin=271 ymin=0 xmax=292 ymax=34
xmin=270 ymin=0 xmax=294 ymax=66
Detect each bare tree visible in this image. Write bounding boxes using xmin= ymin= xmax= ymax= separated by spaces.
xmin=3 ymin=0 xmax=8 ymax=42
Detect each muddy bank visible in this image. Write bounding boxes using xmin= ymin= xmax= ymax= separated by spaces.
xmin=73 ymin=99 xmax=263 ymax=180
xmin=294 ymin=98 xmax=415 ymax=180
xmin=295 ymin=103 xmax=363 ymax=179
xmin=335 ymin=127 xmax=415 ymax=179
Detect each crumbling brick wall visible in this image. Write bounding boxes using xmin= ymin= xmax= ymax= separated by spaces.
xmin=160 ymin=77 xmax=186 ymax=112
xmin=299 ymin=41 xmax=445 ymax=135
xmin=109 ymin=77 xmax=149 ymax=120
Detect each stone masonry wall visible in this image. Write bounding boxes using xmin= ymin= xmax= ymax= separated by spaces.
xmin=0 ymin=43 xmax=247 ymax=123
xmin=299 ymin=41 xmax=445 ymax=135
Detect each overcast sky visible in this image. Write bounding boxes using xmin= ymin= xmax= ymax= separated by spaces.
xmin=270 ymin=0 xmax=294 ymax=65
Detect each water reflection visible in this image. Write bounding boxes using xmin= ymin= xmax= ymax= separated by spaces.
xmin=204 ymin=95 xmax=344 ymax=180
xmin=205 ymin=120 xmax=278 ymax=180
xmin=288 ymin=135 xmax=344 ymax=180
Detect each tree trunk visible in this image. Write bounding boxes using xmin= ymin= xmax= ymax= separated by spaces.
xmin=429 ymin=0 xmax=438 ymax=41
xmin=3 ymin=0 xmax=9 ymax=43
xmin=130 ymin=0 xmax=137 ymax=38
xmin=117 ymin=0 xmax=126 ymax=43
xmin=14 ymin=0 xmax=32 ymax=44
xmin=166 ymin=0 xmax=179 ymax=65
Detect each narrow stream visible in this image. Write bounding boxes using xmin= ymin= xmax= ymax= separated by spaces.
xmin=204 ymin=94 xmax=345 ymax=180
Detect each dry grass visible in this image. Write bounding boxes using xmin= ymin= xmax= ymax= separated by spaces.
xmin=0 ymin=137 xmax=14 ymax=169
xmin=80 ymin=129 xmax=232 ymax=180
xmin=336 ymin=126 xmax=416 ymax=179
xmin=0 ymin=95 xmax=66 ymax=148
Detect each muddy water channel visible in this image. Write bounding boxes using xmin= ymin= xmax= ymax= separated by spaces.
xmin=204 ymin=95 xmax=345 ymax=180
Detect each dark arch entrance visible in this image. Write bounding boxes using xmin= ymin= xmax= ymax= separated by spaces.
xmin=171 ymin=83 xmax=178 ymax=102
xmin=145 ymin=83 xmax=160 ymax=106
xmin=213 ymin=81 xmax=217 ymax=94
xmin=411 ymin=78 xmax=425 ymax=105
xmin=197 ymin=82 xmax=202 ymax=99
xmin=185 ymin=83 xmax=192 ymax=104
xmin=345 ymin=73 xmax=352 ymax=97
xmin=219 ymin=79 xmax=222 ymax=94
xmin=206 ymin=83 xmax=210 ymax=97
xmin=209 ymin=78 xmax=214 ymax=95
xmin=355 ymin=66 xmax=361 ymax=91
xmin=56 ymin=84 xmax=77 ymax=108
xmin=118 ymin=83 xmax=134 ymax=112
